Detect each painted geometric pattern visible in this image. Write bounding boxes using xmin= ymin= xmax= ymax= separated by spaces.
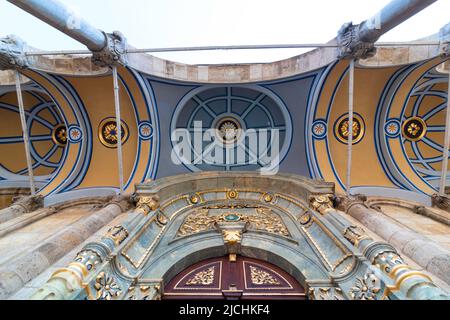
xmin=0 ymin=83 xmax=66 ymax=180
xmin=401 ymin=69 xmax=449 ymax=189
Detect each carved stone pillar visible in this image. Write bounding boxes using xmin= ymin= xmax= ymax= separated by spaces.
xmin=0 ymin=195 xmax=133 ymax=300
xmin=335 ymin=195 xmax=450 ymax=286
xmin=0 ymin=195 xmax=43 ymax=224
xmin=363 ymin=243 xmax=449 ymax=300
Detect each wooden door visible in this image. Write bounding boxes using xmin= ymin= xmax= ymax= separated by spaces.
xmin=163 ymin=256 xmax=306 ymax=300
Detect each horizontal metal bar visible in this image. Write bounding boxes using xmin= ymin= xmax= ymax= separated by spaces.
xmin=24 ymin=41 xmax=444 ymax=57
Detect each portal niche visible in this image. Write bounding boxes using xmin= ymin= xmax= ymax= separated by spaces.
xmin=163 ymin=256 xmax=306 ymax=300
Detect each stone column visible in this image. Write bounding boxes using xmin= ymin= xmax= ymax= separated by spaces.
xmin=0 ymin=195 xmax=132 ymax=300
xmin=335 ymin=195 xmax=450 ymax=285
xmin=0 ymin=195 xmax=43 ymax=224
xmin=29 ymin=194 xmax=160 ymax=300
xmin=309 ymin=195 xmax=449 ymax=300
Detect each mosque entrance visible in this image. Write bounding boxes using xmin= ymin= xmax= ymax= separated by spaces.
xmin=163 ymin=256 xmax=306 ymax=300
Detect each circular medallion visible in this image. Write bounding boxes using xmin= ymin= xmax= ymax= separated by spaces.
xmin=312 ymin=120 xmax=327 ymax=139
xmin=384 ymin=119 xmax=401 ymax=138
xmin=224 ymin=213 xmax=241 ymax=222
xmin=227 ymin=190 xmax=239 ymax=199
xmin=262 ymin=193 xmax=274 ymax=203
xmin=68 ymin=125 xmax=83 ymax=143
xmin=138 ymin=121 xmax=153 ymax=140
xmin=189 ymin=193 xmax=201 ymax=205
xmin=402 ymin=117 xmax=427 ymax=142
xmin=214 ymin=116 xmax=243 ymax=145
xmin=334 ymin=113 xmax=365 ymax=144
xmin=52 ymin=124 xmax=67 ymax=147
xmin=98 ymin=117 xmax=129 ymax=148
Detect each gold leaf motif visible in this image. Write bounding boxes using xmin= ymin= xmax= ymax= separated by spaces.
xmin=186 ymin=267 xmax=215 ymax=286
xmin=177 ymin=207 xmax=290 ymax=237
xmin=250 ymin=266 xmax=281 ymax=285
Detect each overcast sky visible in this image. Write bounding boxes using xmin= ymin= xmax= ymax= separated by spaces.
xmin=1 ymin=0 xmax=449 ymax=64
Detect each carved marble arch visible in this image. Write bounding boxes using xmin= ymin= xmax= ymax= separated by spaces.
xmin=32 ymin=172 xmax=450 ymax=300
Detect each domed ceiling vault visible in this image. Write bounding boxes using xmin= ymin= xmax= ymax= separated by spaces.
xmin=0 ymin=54 xmax=448 ymax=205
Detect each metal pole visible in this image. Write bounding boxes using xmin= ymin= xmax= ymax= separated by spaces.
xmin=7 ymin=0 xmax=107 ymax=52
xmin=439 ymin=68 xmax=450 ymax=195
xmin=14 ymin=70 xmax=36 ymax=195
xmin=346 ymin=59 xmax=355 ymax=196
xmin=22 ymin=41 xmax=443 ymax=57
xmin=112 ymin=65 xmax=124 ymax=194
xmin=359 ymin=0 xmax=438 ymax=43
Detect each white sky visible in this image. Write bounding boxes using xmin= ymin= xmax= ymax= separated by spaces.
xmin=1 ymin=0 xmax=449 ymax=64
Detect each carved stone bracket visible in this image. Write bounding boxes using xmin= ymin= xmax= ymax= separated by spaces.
xmin=91 ymin=31 xmax=128 ymax=67
xmin=215 ymin=221 xmax=247 ymax=256
xmin=134 ymin=195 xmax=160 ymax=215
xmin=337 ymin=22 xmax=377 ymax=60
xmin=431 ymin=194 xmax=450 ymax=212
xmin=309 ymin=194 xmax=334 ymax=215
xmin=12 ymin=194 xmax=44 ymax=212
xmin=0 ymin=35 xmax=28 ymax=70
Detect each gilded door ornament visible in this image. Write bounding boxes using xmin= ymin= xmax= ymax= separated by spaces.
xmin=227 ymin=190 xmax=239 ymax=199
xmin=177 ymin=207 xmax=290 ymax=237
xmin=98 ymin=117 xmax=129 ymax=148
xmin=94 ymin=272 xmax=122 ymax=300
xmin=402 ymin=117 xmax=427 ymax=142
xmin=250 ymin=266 xmax=281 ymax=285
xmin=178 ymin=209 xmax=216 ymax=236
xmin=186 ymin=266 xmax=215 ymax=286
xmin=334 ymin=113 xmax=365 ymax=144
xmin=222 ymin=229 xmax=242 ymax=245
xmin=310 ymin=195 xmax=334 ymax=215
xmin=136 ymin=195 xmax=160 ymax=215
xmin=105 ymin=225 xmax=128 ymax=246
xmin=350 ymin=271 xmax=381 ymax=300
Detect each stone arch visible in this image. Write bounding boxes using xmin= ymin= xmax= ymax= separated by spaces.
xmin=139 ymin=232 xmax=329 ymax=288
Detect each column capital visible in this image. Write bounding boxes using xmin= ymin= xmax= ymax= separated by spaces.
xmin=334 ymin=194 xmax=367 ymax=213
xmin=133 ymin=194 xmax=160 ymax=215
xmin=107 ymin=194 xmax=134 ymax=212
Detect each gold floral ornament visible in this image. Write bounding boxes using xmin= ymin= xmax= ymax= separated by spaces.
xmin=98 ymin=117 xmax=129 ymax=148
xmin=94 ymin=272 xmax=122 ymax=300
xmin=52 ymin=124 xmax=68 ymax=147
xmin=402 ymin=117 xmax=427 ymax=142
xmin=334 ymin=113 xmax=365 ymax=144
xmin=250 ymin=266 xmax=281 ymax=285
xmin=350 ymin=271 xmax=381 ymax=300
xmin=227 ymin=190 xmax=239 ymax=199
xmin=186 ymin=267 xmax=215 ymax=286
